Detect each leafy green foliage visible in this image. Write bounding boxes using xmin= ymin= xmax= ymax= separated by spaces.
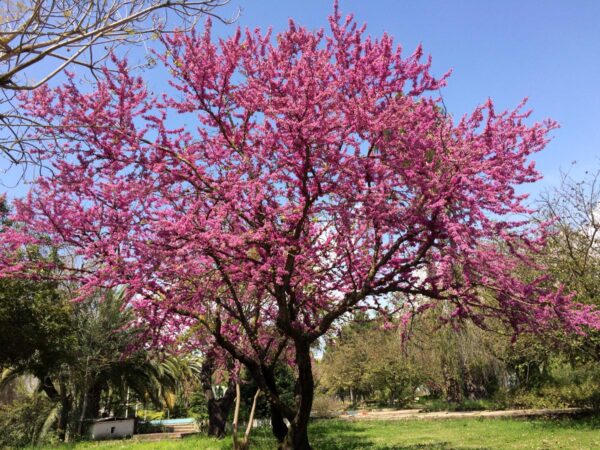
xmin=188 ymin=389 xmax=210 ymax=426
xmin=0 ymin=276 xmax=72 ymax=377
xmin=318 ymin=317 xmax=421 ymax=406
xmin=0 ymin=393 xmax=59 ymax=448
xmin=500 ymin=168 xmax=600 ymax=408
xmin=319 ymin=311 xmax=509 ymax=408
xmin=225 ymin=363 xmax=297 ymax=425
xmin=511 ymin=358 xmax=600 ymax=409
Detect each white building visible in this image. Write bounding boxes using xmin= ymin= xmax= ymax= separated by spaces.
xmin=89 ymin=418 xmax=135 ymax=440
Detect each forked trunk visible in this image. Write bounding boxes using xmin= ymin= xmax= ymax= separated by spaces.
xmin=201 ymin=356 xmax=235 ymax=438
xmin=207 ymin=400 xmax=231 ymax=438
xmin=232 ymin=383 xmax=261 ymax=450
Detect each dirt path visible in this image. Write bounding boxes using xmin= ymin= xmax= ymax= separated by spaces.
xmin=338 ymin=407 xmax=585 ymax=421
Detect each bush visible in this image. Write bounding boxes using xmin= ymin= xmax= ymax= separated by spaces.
xmin=311 ymin=395 xmax=345 ymax=418
xmin=509 ymin=360 xmax=600 ymax=410
xmin=0 ymin=394 xmax=58 ymax=448
xmin=135 ymin=421 xmax=166 ymax=435
xmin=414 ymin=396 xmax=505 ymax=412
xmin=187 ymin=390 xmax=209 ymax=431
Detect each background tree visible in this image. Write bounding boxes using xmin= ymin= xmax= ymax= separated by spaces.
xmin=0 ymin=274 xmax=73 ymax=442
xmin=3 ymin=5 xmax=600 ymax=449
xmin=503 ymin=167 xmax=600 ymax=408
xmin=539 ymin=168 xmax=600 ymax=307
xmin=408 ymin=307 xmax=508 ymax=405
xmin=0 ymin=275 xmax=70 ymax=388
xmin=0 ymin=280 xmax=199 ymax=443
xmin=0 ymin=0 xmax=235 ymax=167
xmin=319 ymin=310 xmax=508 ymax=408
xmin=319 ymin=315 xmax=421 ymax=406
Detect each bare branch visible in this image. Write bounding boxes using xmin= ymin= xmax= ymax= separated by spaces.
xmin=0 ymin=0 xmax=238 ymax=168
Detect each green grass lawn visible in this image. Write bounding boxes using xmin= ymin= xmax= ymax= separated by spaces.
xmin=42 ymin=414 xmax=600 ymax=450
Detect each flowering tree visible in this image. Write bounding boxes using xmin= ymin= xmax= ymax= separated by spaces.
xmin=2 ymin=5 xmax=599 ymax=449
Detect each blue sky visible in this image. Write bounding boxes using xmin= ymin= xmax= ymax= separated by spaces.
xmin=3 ymin=0 xmax=599 ymax=201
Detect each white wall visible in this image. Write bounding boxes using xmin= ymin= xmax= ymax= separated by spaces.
xmin=89 ymin=419 xmax=135 ymax=440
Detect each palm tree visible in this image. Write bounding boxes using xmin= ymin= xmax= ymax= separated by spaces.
xmin=1 ymin=285 xmax=205 ymax=442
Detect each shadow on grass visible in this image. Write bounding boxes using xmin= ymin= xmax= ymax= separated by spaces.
xmin=521 ymin=411 xmax=600 ymax=432
xmin=300 ymin=420 xmax=490 ymax=450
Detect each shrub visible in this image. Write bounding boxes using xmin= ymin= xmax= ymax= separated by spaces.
xmin=188 ymin=390 xmax=209 ymax=431
xmin=135 ymin=421 xmax=166 ymax=435
xmin=311 ymin=395 xmax=345 ymax=418
xmin=0 ymin=394 xmax=58 ymax=448
xmin=509 ymin=360 xmax=600 ymax=410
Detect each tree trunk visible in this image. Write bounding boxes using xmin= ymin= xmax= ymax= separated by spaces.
xmin=270 ymin=404 xmax=289 ymax=443
xmin=38 ymin=375 xmax=70 ymax=441
xmin=232 ymin=383 xmax=245 ymax=450
xmin=207 ymin=394 xmax=235 ymax=438
xmin=57 ymin=378 xmax=71 ymax=442
xmin=40 ymin=375 xmax=60 ymax=401
xmin=201 ymin=356 xmax=235 ymax=439
xmin=281 ymin=340 xmax=313 ymax=450
xmin=76 ymin=389 xmax=88 ymax=436
xmin=84 ymin=382 xmax=102 ymax=419
xmin=263 ymin=367 xmax=288 ymax=443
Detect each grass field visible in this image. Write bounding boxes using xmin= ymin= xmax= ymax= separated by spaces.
xmin=42 ymin=414 xmax=600 ymax=449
